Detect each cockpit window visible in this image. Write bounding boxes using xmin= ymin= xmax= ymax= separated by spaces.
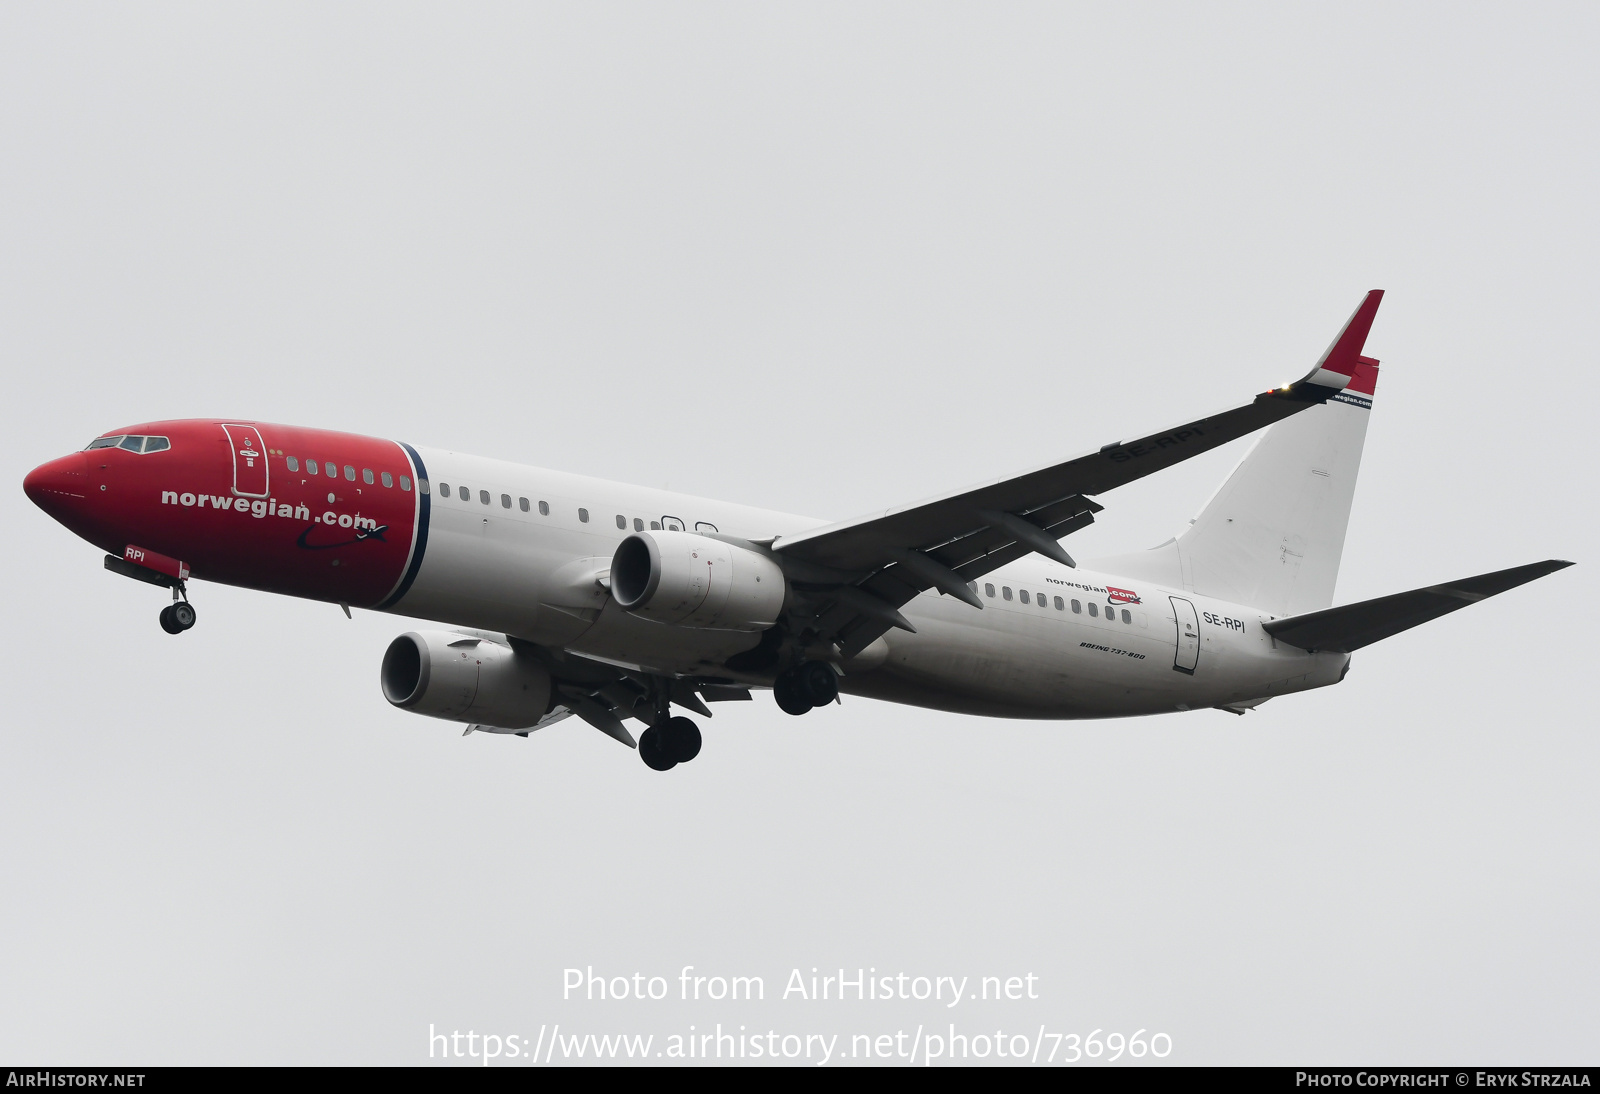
xmin=86 ymin=435 xmax=169 ymax=454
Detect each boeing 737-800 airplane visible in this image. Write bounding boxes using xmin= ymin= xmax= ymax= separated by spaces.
xmin=23 ymin=292 xmax=1572 ymax=770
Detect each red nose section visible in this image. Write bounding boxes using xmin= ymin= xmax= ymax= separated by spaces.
xmin=23 ymin=453 xmax=91 ymax=523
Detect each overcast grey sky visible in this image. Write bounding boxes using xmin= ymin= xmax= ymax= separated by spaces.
xmin=2 ymin=2 xmax=1595 ymax=1066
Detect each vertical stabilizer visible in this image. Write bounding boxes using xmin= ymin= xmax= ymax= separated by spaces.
xmin=1087 ymin=292 xmax=1383 ymax=617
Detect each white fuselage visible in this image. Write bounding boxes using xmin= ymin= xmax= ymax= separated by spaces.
xmin=393 ymin=447 xmax=1348 ymax=720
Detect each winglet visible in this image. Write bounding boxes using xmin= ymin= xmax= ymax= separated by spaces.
xmin=1305 ymin=290 xmax=1384 ymax=389
xmin=1261 ymin=290 xmax=1385 ymax=404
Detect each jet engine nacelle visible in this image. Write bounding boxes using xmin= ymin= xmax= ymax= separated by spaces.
xmin=380 ymin=630 xmax=552 ymax=730
xmin=610 ymin=530 xmax=786 ymax=630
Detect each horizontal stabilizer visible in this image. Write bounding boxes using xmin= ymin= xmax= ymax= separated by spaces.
xmin=1262 ymin=560 xmax=1573 ymax=652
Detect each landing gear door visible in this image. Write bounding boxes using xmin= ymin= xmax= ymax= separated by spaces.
xmin=222 ymin=424 xmax=269 ymax=498
xmin=1170 ymin=596 xmax=1200 ymax=675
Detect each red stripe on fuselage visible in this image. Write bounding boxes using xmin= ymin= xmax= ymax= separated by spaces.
xmin=52 ymin=420 xmax=419 ymax=608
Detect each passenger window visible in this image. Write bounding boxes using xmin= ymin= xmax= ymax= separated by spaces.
xmin=1121 ymin=609 xmax=1132 ymax=624
xmin=634 ymin=518 xmax=644 ymax=531
xmin=616 ymin=514 xmax=627 ymax=529
xmin=417 ymin=479 xmax=429 ymax=494
xmin=1038 ymin=596 xmax=1048 ymax=609
xmin=287 ymin=456 xmax=299 ymax=472
xmin=578 ymin=508 xmax=589 ymax=523
xmin=362 ymin=469 xmax=374 ymax=484
xmin=307 ymin=460 xmax=318 ymax=475
xmin=985 ymin=584 xmax=995 ymax=597
xmin=650 ymin=521 xmax=660 ymax=530
xmin=145 ymin=437 xmax=169 ymax=453
xmin=325 ymin=462 xmax=336 ymax=477
xmin=120 ymin=436 xmax=144 ymax=452
xmin=519 ymin=497 xmax=529 ymax=512
xmin=459 ymin=486 xmax=470 ymax=500
xmin=1071 ymin=599 xmax=1081 ymax=613
xmin=501 ymin=494 xmax=511 ymax=509
xmin=539 ymin=501 xmax=549 ymax=516
xmin=1002 ymin=587 xmax=1013 ymax=601
xmin=1019 ymin=590 xmax=1030 ymax=605
xmin=438 ymin=482 xmax=450 ymax=496
xmin=1088 ymin=603 xmax=1098 ymax=618
xmin=344 ymin=465 xmax=356 ymax=481
xmin=381 ymin=471 xmax=393 ymax=488
xmin=1054 ymin=596 xmax=1064 ymax=610
xmin=401 ymin=476 xmax=412 ymax=491
xmin=479 ymin=490 xmax=489 ymax=505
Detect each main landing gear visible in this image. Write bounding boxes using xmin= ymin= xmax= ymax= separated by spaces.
xmin=158 ymin=589 xmax=196 ymax=635
xmin=638 ymin=716 xmax=702 ymax=772
xmin=772 ymin=661 xmax=839 ymax=716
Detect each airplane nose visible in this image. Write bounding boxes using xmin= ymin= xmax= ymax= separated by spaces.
xmin=23 ymin=452 xmax=91 ymax=520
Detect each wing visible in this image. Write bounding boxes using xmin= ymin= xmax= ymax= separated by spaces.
xmin=769 ymin=291 xmax=1385 ymax=657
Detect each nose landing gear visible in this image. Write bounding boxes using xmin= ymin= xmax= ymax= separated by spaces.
xmin=103 ymin=553 xmax=197 ymax=635
xmin=158 ymin=590 xmax=196 ymax=634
